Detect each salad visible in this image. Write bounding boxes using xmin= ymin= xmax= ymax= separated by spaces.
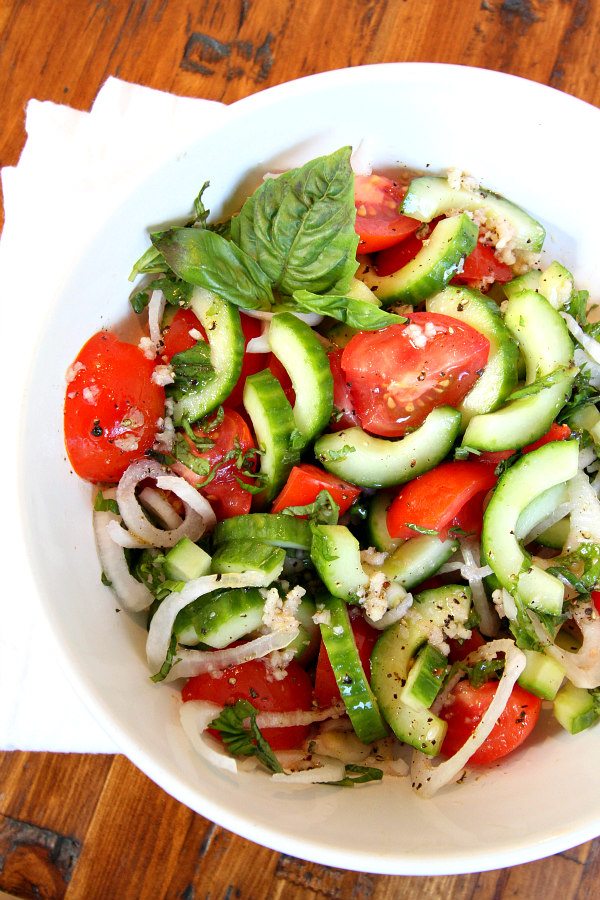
xmin=63 ymin=147 xmax=600 ymax=797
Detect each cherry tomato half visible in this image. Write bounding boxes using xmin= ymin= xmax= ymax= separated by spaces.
xmin=328 ymin=348 xmax=360 ymax=431
xmin=478 ymin=422 xmax=572 ymax=467
xmin=354 ymin=174 xmax=420 ymax=254
xmin=271 ymin=464 xmax=361 ymax=516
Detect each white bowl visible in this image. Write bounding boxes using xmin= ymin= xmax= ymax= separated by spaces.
xmin=21 ymin=64 xmax=600 ymax=875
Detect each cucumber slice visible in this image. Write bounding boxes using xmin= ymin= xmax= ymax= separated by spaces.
xmin=401 ymin=176 xmax=546 ymax=252
xmin=503 ymin=270 xmax=541 ymax=300
xmin=287 ymin=597 xmax=320 ymax=663
xmin=174 ymin=288 xmax=244 ymax=424
xmin=174 ymin=587 xmax=265 ymax=648
xmin=346 ymin=276 xmax=381 ymax=305
xmin=314 ymin=406 xmax=462 ymax=489
xmin=382 ymin=535 xmax=459 ymax=590
xmin=518 ymin=649 xmax=564 ymax=701
xmin=362 ymin=214 xmax=478 ymax=306
xmin=317 ymin=595 xmax=388 ymax=743
xmin=310 ymin=524 xmax=368 ymax=600
xmin=515 ymin=482 xmax=568 ymax=543
xmin=243 ymin=369 xmax=300 ymax=501
xmin=554 ymin=681 xmax=600 ymax=734
xmin=462 ymin=366 xmax=576 ymax=451
xmin=539 ymin=261 xmax=573 ymax=310
xmin=268 ymin=312 xmax=333 ymax=444
xmin=164 ymin=537 xmax=211 ymax=582
xmin=213 ymin=513 xmax=312 ymax=551
xmin=568 ymin=403 xmax=600 ymax=449
xmin=367 ymin=490 xmax=401 ymax=553
xmin=536 ymin=517 xmax=570 ymax=550
xmin=400 ymin=643 xmax=448 ymax=710
xmin=371 ymin=585 xmax=472 ymax=754
xmin=481 ymin=440 xmax=579 ymax=614
xmin=427 ymin=286 xmax=519 ymax=425
xmin=210 ymin=540 xmax=285 ymax=583
xmin=503 ymin=290 xmax=573 ymax=383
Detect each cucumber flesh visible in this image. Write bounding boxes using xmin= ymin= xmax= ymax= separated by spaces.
xmin=518 ymin=649 xmax=565 ymax=701
xmin=515 ymin=482 xmax=568 ymax=544
xmin=164 ymin=537 xmax=211 ymax=582
xmin=210 ymin=539 xmax=285 ymax=584
xmin=382 ymin=535 xmax=458 ymax=590
xmin=287 ymin=597 xmax=320 ymax=663
xmin=553 ymin=681 xmax=600 ymax=734
xmin=362 ymin=213 xmax=478 ymax=306
xmin=310 ymin=524 xmax=368 ymax=601
xmin=400 ymin=643 xmax=448 ymax=710
xmin=315 ymin=406 xmax=462 ymax=489
xmin=318 ymin=595 xmax=388 ymax=743
xmin=174 ymin=587 xmax=265 ymax=648
xmin=504 ymin=290 xmax=573 ymax=383
xmin=503 ymin=270 xmax=541 ymax=300
xmin=367 ymin=490 xmax=401 ymax=553
xmin=536 ymin=517 xmax=570 ymax=550
xmin=213 ymin=513 xmax=312 ymax=551
xmin=539 ymin=261 xmax=573 ymax=310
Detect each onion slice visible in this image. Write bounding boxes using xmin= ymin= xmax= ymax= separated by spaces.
xmin=459 ymin=540 xmax=499 ymax=637
xmin=242 ymin=308 xmax=323 ymax=327
xmin=163 ymin=629 xmax=299 ymax=682
xmin=565 ymin=472 xmax=600 ymax=550
xmin=139 ymin=486 xmax=183 ymax=530
xmin=410 ymin=639 xmax=526 ymax=798
xmin=529 ymin=604 xmax=600 ymax=689
xmin=148 ymin=289 xmax=166 ymax=348
xmin=179 ymin=700 xmax=238 ymax=773
xmin=93 ymin=503 xmax=153 ymax=612
xmin=254 ymin=705 xmax=345 ymax=730
xmin=561 ymin=312 xmax=600 ymax=364
xmin=271 ymin=755 xmax=346 ymax=784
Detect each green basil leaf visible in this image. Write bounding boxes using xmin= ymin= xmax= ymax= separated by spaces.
xmin=236 ymin=147 xmax=359 ymax=295
xmin=281 ymin=489 xmax=340 ymax=525
xmin=292 ymin=289 xmax=405 ymax=330
xmin=168 ymin=340 xmax=215 ymax=400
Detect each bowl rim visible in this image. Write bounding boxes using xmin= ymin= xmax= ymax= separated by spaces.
xmin=20 ymin=61 xmax=600 ymax=876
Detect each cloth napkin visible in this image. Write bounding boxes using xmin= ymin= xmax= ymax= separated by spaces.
xmin=1 ymin=79 xmax=227 ymax=753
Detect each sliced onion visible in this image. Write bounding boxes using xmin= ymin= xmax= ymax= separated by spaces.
xmin=106 ymin=519 xmax=150 ymax=549
xmin=565 ymin=471 xmax=600 ymax=550
xmin=350 ymin=138 xmax=374 ymax=177
xmin=117 ymin=459 xmax=212 ymax=548
xmin=148 ymin=289 xmax=166 ymax=348
xmin=366 ymin=594 xmax=414 ymax=630
xmin=529 ymin=605 xmax=600 ymax=689
xmin=139 ymin=486 xmax=183 ymax=530
xmin=410 ymin=639 xmax=526 ymax=798
xmin=460 ymin=540 xmax=499 ymax=637
xmin=246 ymin=334 xmax=272 ymax=354
xmin=163 ymin=628 xmax=299 ymax=682
xmin=93 ymin=505 xmax=153 ymax=612
xmin=179 ymin=700 xmax=237 ymax=773
xmin=147 ymin=571 xmax=268 ymax=675
xmin=574 ymin=348 xmax=600 ymax=388
xmin=579 ymin=446 xmax=598 ymax=471
xmin=243 ymin=308 xmax=323 ymax=327
xmin=271 ymin=755 xmax=346 ymax=784
xmin=255 ymin=705 xmax=345 ymax=730
xmin=561 ymin=312 xmax=600 ymax=364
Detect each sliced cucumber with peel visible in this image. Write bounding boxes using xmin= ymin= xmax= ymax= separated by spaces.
xmin=518 ymin=649 xmax=564 ymax=701
xmin=361 ymin=213 xmax=478 ymax=306
xmin=539 ymin=261 xmax=573 ymax=310
xmin=400 ymin=643 xmax=448 ymax=710
xmin=367 ymin=490 xmax=401 ymax=553
xmin=554 ymin=681 xmax=600 ymax=734
xmin=382 ymin=535 xmax=458 ymax=590
xmin=310 ymin=524 xmax=368 ymax=600
xmin=503 ymin=290 xmax=573 ymax=383
xmin=315 ymin=406 xmax=462 ymax=488
xmin=164 ymin=537 xmax=211 ymax=582
xmin=213 ymin=513 xmax=312 ymax=551
xmin=503 ymin=270 xmax=541 ymax=300
xmin=174 ymin=587 xmax=265 ymax=648
xmin=210 ymin=540 xmax=285 ymax=583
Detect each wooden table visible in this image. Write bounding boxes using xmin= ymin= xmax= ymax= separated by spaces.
xmin=2 ymin=1 xmax=600 ymax=897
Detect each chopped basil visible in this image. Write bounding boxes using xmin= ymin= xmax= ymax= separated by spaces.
xmin=208 ymin=700 xmax=283 ymax=773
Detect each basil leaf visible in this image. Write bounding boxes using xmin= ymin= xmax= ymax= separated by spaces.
xmin=317 ymin=445 xmax=356 ymax=463
xmin=507 ymin=368 xmax=566 ymax=401
xmin=292 ymin=289 xmax=405 ymax=330
xmin=168 ymin=340 xmax=215 ymax=400
xmin=328 ymin=764 xmax=384 ymax=787
xmin=128 ymin=245 xmax=170 ymax=282
xmin=209 ymin=700 xmax=283 ymax=773
xmin=154 ymin=228 xmax=273 ymax=310
xmin=281 ymin=489 xmax=340 ymax=525
xmin=405 ymin=523 xmax=439 ymax=536
xmin=94 ymin=490 xmax=119 ymax=515
xmin=236 ymin=147 xmax=359 ymax=295
xmin=129 ymin=275 xmax=193 ymax=314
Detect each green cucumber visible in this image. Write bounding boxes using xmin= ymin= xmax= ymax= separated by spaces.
xmin=539 ymin=261 xmax=573 ymax=310
xmin=462 ymin=366 xmax=577 ymax=451
xmin=537 ymin=517 xmax=570 ymax=550
xmin=326 ymin=321 xmax=359 ymax=348
xmin=213 ymin=513 xmax=312 ymax=551
xmin=553 ymin=681 xmax=600 ymax=734
xmin=382 ymin=535 xmax=459 ymax=590
xmin=317 ymin=595 xmax=388 ymax=743
xmin=210 ymin=540 xmax=285 ymax=584
xmin=361 ymin=214 xmax=478 ymax=306
xmin=568 ymin=404 xmax=600 ymax=449
xmin=310 ymin=524 xmax=368 ymax=600
xmin=174 ymin=288 xmax=244 ymax=424
xmin=367 ymin=490 xmax=401 ymax=553
xmin=503 ymin=290 xmax=573 ymax=383
xmin=287 ymin=597 xmax=320 ymax=664
xmin=243 ymin=370 xmax=300 ymax=501
xmin=481 ymin=440 xmax=579 ymax=614
xmin=174 ymin=587 xmax=265 ymax=648
xmin=514 ymin=482 xmax=569 ymax=544
xmin=400 ymin=643 xmax=448 ymax=710
xmin=503 ymin=270 xmax=541 ymax=300
xmin=315 ymin=406 xmax=462 ymax=489
xmin=427 ymin=286 xmax=519 ymax=425
xmin=268 ymin=312 xmax=333 ymax=444
xmin=164 ymin=537 xmax=211 ymax=582
xmin=518 ymin=649 xmax=564 ymax=701
xmin=401 ymin=176 xmax=546 ymax=252
xmin=371 ymin=585 xmax=472 ymax=754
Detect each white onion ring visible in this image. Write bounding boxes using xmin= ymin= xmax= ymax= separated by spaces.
xmin=106 ymin=519 xmax=150 ymax=549
xmin=529 ymin=605 xmax=600 ymax=689
xmin=460 ymin=540 xmax=499 ymax=637
xmin=147 ymin=571 xmax=268 ymax=675
xmin=179 ymin=700 xmax=237 ymax=773
xmin=148 ymin=289 xmax=166 ymax=348
xmin=409 ymin=639 xmax=526 ymax=798
xmin=243 ymin=308 xmax=323 ymax=327
xmin=565 ymin=472 xmax=600 ymax=550
xmin=139 ymin=486 xmax=183 ymax=530
xmin=271 ymin=755 xmax=346 ymax=784
xmin=93 ymin=503 xmax=153 ymax=612
xmin=254 ymin=705 xmax=345 ymax=729
xmin=366 ymin=594 xmax=414 ymax=630
xmin=116 ymin=459 xmax=212 ymax=548
xmin=350 ymin=138 xmax=374 ymax=177
xmin=561 ymin=312 xmax=600 ymax=364
xmin=163 ymin=628 xmax=299 ymax=682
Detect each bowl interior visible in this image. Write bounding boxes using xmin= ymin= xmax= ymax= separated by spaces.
xmin=20 ymin=64 xmax=600 ymax=875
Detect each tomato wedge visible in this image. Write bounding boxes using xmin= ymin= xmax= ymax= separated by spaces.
xmin=64 ymin=332 xmax=165 ymax=483
xmin=386 ymin=460 xmax=498 ymax=541
xmin=161 ymin=308 xmax=202 ymax=360
xmin=354 ymin=174 xmax=420 ymax=254
xmin=328 ymin=348 xmax=359 ymax=431
xmin=440 ymin=680 xmax=542 ymax=765
xmin=314 ymin=612 xmax=378 ymax=708
xmin=593 ymin=592 xmax=600 ymax=615
xmin=182 ymin=658 xmax=314 ymax=750
xmin=271 ymin=464 xmax=361 ymax=516
xmin=341 ymin=312 xmax=490 ymax=437
xmin=447 ymin=628 xmax=486 ymax=664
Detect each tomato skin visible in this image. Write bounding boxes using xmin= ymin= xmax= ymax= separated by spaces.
xmin=447 ymin=629 xmax=486 ymax=664
xmin=452 ymin=242 xmax=513 ymax=286
xmin=342 ymin=313 xmax=490 ymax=437
xmin=328 ymin=349 xmax=360 ymax=431
xmin=374 ymin=232 xmax=424 ymax=276
xmin=182 ymin=659 xmax=314 ymax=750
xmin=440 ymin=680 xmax=542 ymax=765
xmin=268 ymin=354 xmax=295 ymax=406
xmin=478 ymin=423 xmax=572 ymax=467
xmin=387 ymin=461 xmax=497 ymax=541
xmin=225 ymin=315 xmax=268 ymax=409
xmin=593 ymin=592 xmax=600 ymax=615
xmin=161 ymin=308 xmax=203 ymax=360
xmin=271 ymin=464 xmax=361 ymax=516
xmin=170 ymin=409 xmax=256 ymax=519
xmin=314 ymin=612 xmax=378 ymax=708
xmin=64 ymin=332 xmax=165 ymax=483
xmin=354 ymin=175 xmax=420 ymax=254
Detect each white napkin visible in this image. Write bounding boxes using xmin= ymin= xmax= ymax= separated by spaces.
xmin=1 ymin=79 xmax=227 ymax=753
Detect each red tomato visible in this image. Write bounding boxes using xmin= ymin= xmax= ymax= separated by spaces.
xmin=170 ymin=409 xmax=256 ymax=518
xmin=450 ymin=489 xmax=490 ymax=538
xmin=440 ymin=679 xmax=542 ymax=765
xmin=592 ymin=592 xmax=600 ymax=615
xmin=161 ymin=308 xmax=203 ymax=360
xmin=342 ymin=313 xmax=490 ymax=437
xmin=271 ymin=464 xmax=361 ymax=516
xmin=447 ymin=629 xmax=486 ymax=664
xmin=314 ymin=612 xmax=379 ymax=708
xmin=354 ymin=174 xmax=420 ymax=254
xmin=374 ymin=232 xmax=424 ymax=276
xmin=386 ymin=460 xmax=498 ymax=540
xmin=268 ymin=354 xmax=295 ymax=406
xmin=182 ymin=658 xmax=314 ymax=750
xmin=452 ymin=242 xmax=513 ymax=286
xmin=328 ymin=349 xmax=359 ymax=431
xmin=64 ymin=332 xmax=165 ymax=483
xmin=225 ymin=314 xmax=268 ymax=409
xmin=479 ymin=423 xmax=572 ymax=467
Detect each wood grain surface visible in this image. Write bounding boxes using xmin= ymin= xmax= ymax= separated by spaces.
xmin=2 ymin=1 xmax=600 ymax=897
